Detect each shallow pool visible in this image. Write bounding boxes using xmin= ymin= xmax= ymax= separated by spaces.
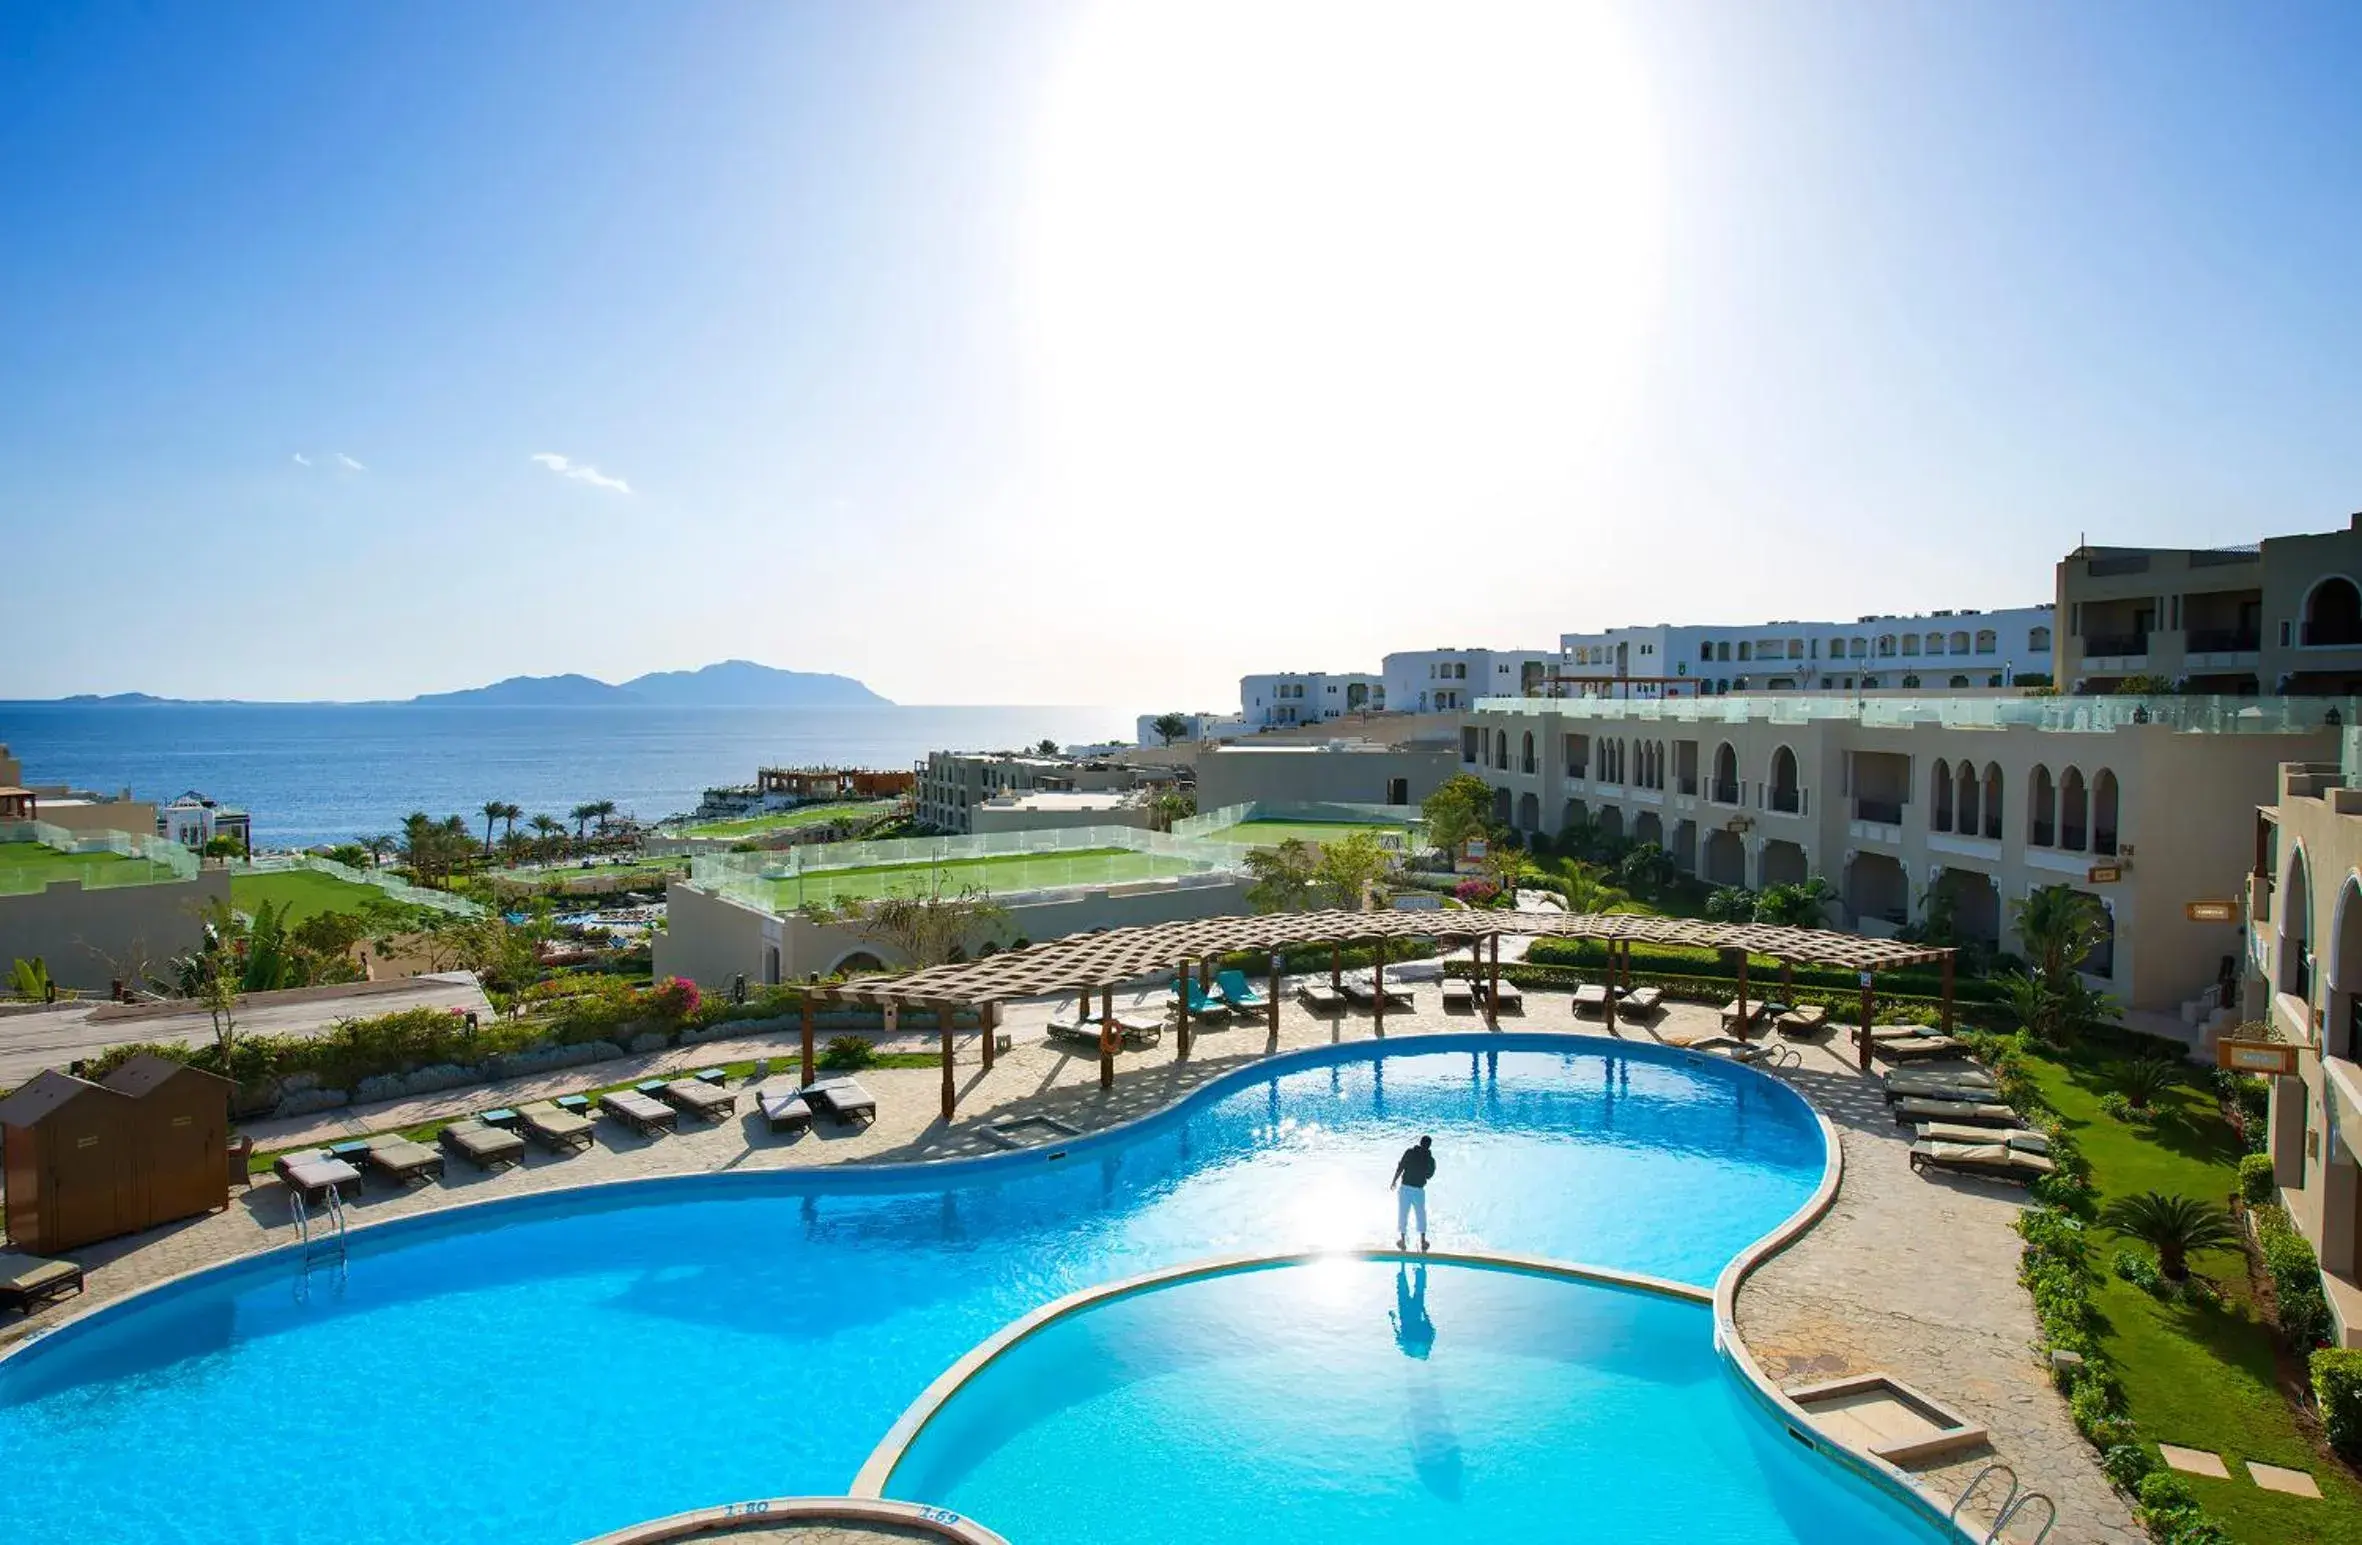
xmin=891 ymin=1258 xmax=1950 ymax=1544
xmin=0 ymin=1036 xmax=1837 ymax=1545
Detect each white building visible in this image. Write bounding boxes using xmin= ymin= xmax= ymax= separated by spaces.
xmin=1135 ymin=711 xmax=1248 ymax=747
xmin=1557 ymin=604 xmax=2057 ymax=697
xmin=1380 ymin=648 xmax=1552 ymax=714
xmin=1238 ymin=671 xmax=1385 ymax=727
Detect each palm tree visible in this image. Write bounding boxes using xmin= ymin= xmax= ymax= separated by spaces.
xmin=2101 ymin=1191 xmax=2239 ymax=1281
xmin=570 ymin=803 xmax=600 ymax=840
xmin=590 ymin=799 xmax=618 ymax=833
xmin=361 ymin=833 xmax=397 ymax=869
xmin=1151 ymin=712 xmax=1190 ymax=747
xmin=2115 ymin=1056 xmax=2182 ymax=1112
xmin=2012 ymin=884 xmax=2110 ymax=984
xmin=481 ymin=799 xmax=508 ymax=855
xmin=529 ymin=813 xmax=565 ymax=856
xmin=500 ymin=802 xmax=523 ymax=842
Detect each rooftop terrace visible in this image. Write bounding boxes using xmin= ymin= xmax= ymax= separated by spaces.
xmin=1472 ymin=692 xmax=2353 ymax=734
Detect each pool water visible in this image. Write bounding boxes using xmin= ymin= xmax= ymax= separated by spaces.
xmin=0 ymin=1037 xmax=1840 ymax=1545
xmin=892 ymin=1258 xmax=1950 ymax=1544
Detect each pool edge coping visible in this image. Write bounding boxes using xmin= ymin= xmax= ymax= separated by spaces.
xmin=575 ymin=1494 xmax=1011 ymax=1545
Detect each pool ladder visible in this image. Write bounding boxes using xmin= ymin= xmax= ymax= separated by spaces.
xmin=1950 ymin=1462 xmax=2057 ymax=1544
xmin=289 ymin=1183 xmax=349 ymax=1270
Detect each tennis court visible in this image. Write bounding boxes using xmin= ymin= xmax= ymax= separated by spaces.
xmin=762 ymin=846 xmax=1209 ymax=908
xmin=1201 ymin=819 xmax=1410 ymax=848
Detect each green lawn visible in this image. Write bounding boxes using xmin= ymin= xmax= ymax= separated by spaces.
xmin=2024 ymin=1040 xmax=2362 ymax=1542
xmin=500 ymin=860 xmax=682 ymax=892
xmin=1203 ymin=819 xmax=1409 ymax=848
xmin=231 ymin=868 xmax=399 ymax=923
xmin=0 ymin=840 xmax=162 ymax=895
xmin=685 ymin=800 xmax=893 ymax=839
xmin=763 ymin=847 xmax=1205 ymax=908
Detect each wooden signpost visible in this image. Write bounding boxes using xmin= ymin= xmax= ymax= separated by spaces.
xmin=2215 ymin=1039 xmax=2298 ymax=1077
xmin=2185 ymin=899 xmax=2239 ymax=924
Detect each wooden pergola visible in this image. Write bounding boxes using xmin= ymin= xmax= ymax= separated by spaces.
xmin=790 ymin=911 xmax=1957 ymax=1121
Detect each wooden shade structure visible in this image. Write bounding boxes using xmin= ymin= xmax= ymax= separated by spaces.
xmin=0 ymin=1054 xmax=233 ymax=1254
xmin=810 ymin=910 xmax=1955 ymax=1121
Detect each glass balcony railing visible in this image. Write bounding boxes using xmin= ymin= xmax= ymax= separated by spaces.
xmin=1769 ymin=787 xmax=1802 ymax=814
xmin=1709 ymin=780 xmax=1740 ymax=804
xmin=2081 ymin=632 xmax=2149 ymax=657
xmin=1467 ymin=693 xmax=2353 ymax=734
xmin=2187 ymin=628 xmax=2260 ymax=653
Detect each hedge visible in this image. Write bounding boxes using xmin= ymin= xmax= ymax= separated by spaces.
xmin=2237 ymin=1152 xmax=2277 ymax=1206
xmin=1520 ymin=936 xmax=2007 ymax=1002
xmin=2255 ymin=1204 xmax=2333 ymax=1349
xmin=2315 ymin=1347 xmax=2362 ymax=1460
xmin=1477 ymin=959 xmax=2000 ymax=1032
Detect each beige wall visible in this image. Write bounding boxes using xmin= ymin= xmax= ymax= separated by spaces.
xmin=656 ymin=874 xmax=1253 ymax=991
xmin=1466 ymin=702 xmax=2334 ymax=1011
xmin=2249 ymin=757 xmax=2362 ymax=1344
xmin=30 ymin=798 xmax=160 ymax=839
xmin=1194 ymin=746 xmax=1457 ymax=811
xmin=969 ymin=801 xmax=1152 ymax=836
xmin=0 ymin=870 xmax=229 ymax=992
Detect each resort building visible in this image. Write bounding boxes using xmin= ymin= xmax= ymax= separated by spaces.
xmin=1238 ymin=670 xmax=1386 ymax=726
xmin=0 ymin=825 xmax=228 ymax=993
xmin=2247 ymin=732 xmax=2362 ymax=1343
xmin=1461 ymin=693 xmax=2345 ymax=1013
xmin=1134 ymin=710 xmax=1248 ymax=746
xmin=916 ymin=751 xmax=1142 ymax=835
xmin=1556 ymin=604 xmax=2056 ymax=698
xmin=1194 ymin=740 xmax=1457 ymax=812
xmin=1380 ymin=648 xmax=1553 ymax=714
xmin=156 ymin=791 xmax=251 ymax=855
xmin=970 ymin=789 xmax=1153 ymax=835
xmin=0 ymin=743 xmax=157 ymax=840
xmin=2056 ymin=512 xmax=2362 ymax=696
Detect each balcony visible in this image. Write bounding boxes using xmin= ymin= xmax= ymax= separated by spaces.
xmin=1710 ymin=780 xmax=1740 ymax=805
xmin=2187 ymin=628 xmax=2261 ymax=654
xmin=1855 ymin=798 xmax=1904 ymax=826
xmin=1769 ymin=787 xmax=1802 ymax=814
xmin=1676 ymin=777 xmax=1697 ymax=797
xmin=2081 ymin=632 xmax=2149 ymax=658
xmin=2304 ymin=622 xmax=2362 ymax=648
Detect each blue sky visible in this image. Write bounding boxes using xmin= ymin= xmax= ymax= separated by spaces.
xmin=3 ymin=1 xmax=2357 ymax=707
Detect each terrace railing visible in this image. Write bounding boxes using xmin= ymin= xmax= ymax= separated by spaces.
xmin=234 ymin=855 xmax=483 ymax=917
xmin=0 ymin=819 xmax=199 ymax=894
xmin=1468 ymin=692 xmax=2355 ymax=735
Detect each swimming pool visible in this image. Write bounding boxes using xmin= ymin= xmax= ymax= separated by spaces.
xmin=886 ymin=1258 xmax=1952 ymax=1544
xmin=0 ymin=1035 xmax=1887 ymax=1544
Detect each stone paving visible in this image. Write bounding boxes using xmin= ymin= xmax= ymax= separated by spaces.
xmin=1 ymin=962 xmax=2138 ymax=1541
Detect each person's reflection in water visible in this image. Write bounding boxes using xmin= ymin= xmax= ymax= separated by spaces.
xmin=1390 ymin=1263 xmax=1462 ymax=1498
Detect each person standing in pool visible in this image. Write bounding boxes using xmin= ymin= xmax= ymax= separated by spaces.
xmin=1391 ymin=1134 xmax=1435 ymax=1250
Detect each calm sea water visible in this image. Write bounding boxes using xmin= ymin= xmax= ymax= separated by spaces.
xmin=0 ymin=703 xmax=1125 ymax=849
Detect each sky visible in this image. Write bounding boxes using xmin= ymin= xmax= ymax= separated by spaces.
xmin=3 ymin=0 xmax=2359 ymax=708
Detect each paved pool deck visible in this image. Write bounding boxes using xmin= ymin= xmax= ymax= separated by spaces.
xmin=0 ymin=974 xmax=2133 ymax=1542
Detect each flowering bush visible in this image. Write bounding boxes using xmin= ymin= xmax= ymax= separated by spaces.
xmin=647 ymin=975 xmax=701 ymax=1022
xmin=1453 ymin=879 xmax=1500 ymax=906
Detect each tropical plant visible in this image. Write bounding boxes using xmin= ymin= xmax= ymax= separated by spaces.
xmin=528 ymin=813 xmax=565 ymax=855
xmin=1704 ymin=885 xmax=1758 ymax=922
xmin=588 ymin=799 xmax=618 ymax=833
xmin=1144 ymin=787 xmax=1196 ymax=832
xmin=1614 ymin=841 xmax=1678 ymax=898
xmin=1755 ymin=876 xmax=1838 ymax=929
xmin=1555 ymin=866 xmax=1628 ymax=916
xmin=361 ymin=832 xmax=397 ymax=868
xmin=399 ymin=811 xmax=477 ymax=886
xmin=1316 ymin=830 xmax=1396 ymax=911
xmin=1243 ymin=838 xmax=1321 ymax=913
xmin=1151 ymin=713 xmax=1190 ymax=747
xmin=820 ymin=1035 xmax=876 ymax=1071
xmin=803 ymin=875 xmax=1011 ymax=968
xmin=200 ymin=834 xmax=245 ymax=859
xmin=2114 ymin=1056 xmax=2182 ymax=1112
xmin=9 ymin=955 xmax=53 ymax=1002
xmin=569 ymin=802 xmax=601 ymax=839
xmin=1034 ymin=738 xmax=1060 ymax=756
xmin=481 ymin=799 xmax=508 ymax=854
xmin=1421 ymin=773 xmax=1495 ymax=864
xmin=2099 ymin=1192 xmax=2238 ymax=1281
xmin=1480 ymin=842 xmax=1526 ymax=904
xmin=2013 ymin=884 xmax=2111 ymax=983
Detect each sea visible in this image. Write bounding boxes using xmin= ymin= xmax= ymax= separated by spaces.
xmin=0 ymin=703 xmax=1128 ymax=851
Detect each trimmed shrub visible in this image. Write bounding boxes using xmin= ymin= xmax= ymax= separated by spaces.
xmin=818 ymin=1035 xmax=875 ymax=1072
xmin=2112 ymin=1250 xmax=2162 ymax=1294
xmin=2238 ymin=1152 xmax=2277 ymax=1205
xmin=2315 ymin=1347 xmax=2362 ymax=1460
xmin=2100 ymin=1442 xmax=2154 ymax=1492
xmin=2136 ymin=1470 xmax=2197 ymax=1515
xmin=2256 ymin=1205 xmax=2334 ymax=1348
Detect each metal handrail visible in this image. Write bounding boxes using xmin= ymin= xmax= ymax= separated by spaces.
xmin=1948 ymin=1462 xmax=2018 ymax=1528
xmin=1989 ymin=1491 xmax=2057 ymax=1544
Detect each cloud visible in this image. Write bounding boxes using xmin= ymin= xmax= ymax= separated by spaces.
xmin=291 ymin=453 xmax=312 ymax=467
xmin=529 ymin=452 xmax=632 ymax=494
xmin=334 ymin=452 xmax=366 ymax=472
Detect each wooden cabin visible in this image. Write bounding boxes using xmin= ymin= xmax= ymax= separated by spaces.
xmin=0 ymin=1054 xmax=232 ymax=1254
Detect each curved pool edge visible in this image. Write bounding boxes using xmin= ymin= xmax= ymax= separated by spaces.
xmin=575 ymin=1494 xmax=1010 ymax=1545
xmin=847 ymin=1247 xmax=1714 ymax=1499
xmin=1712 ymin=1105 xmax=1978 ymax=1543
xmin=0 ymin=1028 xmax=1813 ymax=1377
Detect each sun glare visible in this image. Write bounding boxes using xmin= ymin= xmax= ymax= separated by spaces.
xmin=1023 ymin=0 xmax=1663 ymax=552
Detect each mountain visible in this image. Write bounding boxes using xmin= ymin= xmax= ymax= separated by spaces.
xmin=410 ymin=673 xmax=632 ymax=706
xmin=620 ymin=660 xmax=889 ymax=707
xmin=57 ymin=691 xmax=173 ymax=705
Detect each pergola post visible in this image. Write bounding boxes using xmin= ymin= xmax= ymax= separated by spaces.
xmin=1373 ymin=938 xmax=1386 ymax=1035
xmin=937 ymin=1003 xmax=956 ymax=1122
xmin=1603 ymin=960 xmax=1619 ymax=1034
xmin=1857 ymin=970 xmax=1876 ymax=1073
xmin=1176 ymin=958 xmax=1192 ymax=1059
xmin=800 ymin=989 xmax=816 ymax=1087
xmin=1735 ymin=952 xmax=1750 ymax=1042
xmin=1486 ymin=933 xmax=1501 ymax=1026
xmin=1331 ymin=942 xmax=1342 ymax=997
xmin=980 ymin=1001 xmax=997 ymax=1073
xmin=1267 ymin=951 xmax=1281 ymax=1040
xmin=1097 ymin=982 xmax=1115 ymax=1091
xmin=1940 ymin=952 xmax=1956 ymax=1036
xmin=1779 ymin=960 xmax=1794 ymax=1009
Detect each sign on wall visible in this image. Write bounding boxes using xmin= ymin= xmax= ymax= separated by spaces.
xmin=2184 ymin=900 xmax=2240 ymax=923
xmin=2215 ymin=1039 xmax=2299 ymax=1077
xmin=2087 ymin=863 xmax=2124 ymax=885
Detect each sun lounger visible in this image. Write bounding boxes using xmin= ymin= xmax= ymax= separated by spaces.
xmin=1917 ymin=1121 xmax=2050 ymax=1153
xmin=1718 ymin=999 xmax=1760 ymax=1032
xmin=1215 ymin=969 xmax=1269 ymax=1013
xmin=0 ymin=1252 xmax=84 ymax=1314
xmin=1687 ymin=1034 xmax=1800 ymax=1068
xmin=1480 ymin=979 xmax=1524 ymax=1012
xmin=1775 ymin=1004 xmax=1830 ymax=1038
xmin=440 ymin=1117 xmax=528 ymax=1169
xmin=1342 ymin=971 xmax=1413 ymax=1009
xmin=275 ymin=1149 xmax=365 ymax=1203
xmin=1883 ymin=1071 xmax=1997 ymax=1102
xmin=1622 ymin=986 xmax=1664 ymax=1018
xmin=1573 ymin=983 xmax=1610 ymax=1016
xmin=803 ymin=1076 xmax=877 ymax=1126
xmin=1891 ymin=1096 xmax=2019 ymax=1127
xmin=362 ymin=1135 xmax=444 ymax=1186
xmin=756 ymin=1080 xmax=813 ymax=1134
xmin=1297 ymin=981 xmax=1346 ymax=1011
xmin=1167 ymin=979 xmax=1231 ymax=1020
xmin=1857 ymin=1023 xmax=1942 ymax=1042
xmin=1863 ymin=1033 xmax=1970 ymax=1062
xmin=597 ymin=1090 xmax=676 ymax=1139
xmin=1909 ymin=1139 xmax=2058 ymax=1185
xmin=518 ymin=1101 xmax=595 ymax=1154
xmin=660 ymin=1078 xmax=737 ymax=1123
xmin=1441 ymin=978 xmax=1476 ymax=1010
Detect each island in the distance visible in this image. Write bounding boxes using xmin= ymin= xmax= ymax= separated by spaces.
xmin=39 ymin=660 xmax=892 ymax=709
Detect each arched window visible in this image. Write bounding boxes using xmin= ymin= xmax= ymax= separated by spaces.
xmin=1495 ymin=731 xmax=1509 ymax=770
xmin=1849 ymin=638 xmax=1867 ymax=659
xmin=1737 ymin=642 xmax=1752 ymax=662
xmin=1925 ymin=634 xmax=1947 ymax=656
xmin=2093 ymin=769 xmax=2120 ymax=856
xmin=1956 ymin=761 xmax=1980 ymax=837
xmin=1876 ymin=634 xmax=1897 ymax=657
xmin=2060 ymin=767 xmax=2088 ymax=852
xmin=2305 ymin=576 xmax=2362 ymax=647
xmin=1949 ymin=675 xmax=1971 ymax=688
xmin=2281 ymin=846 xmax=2313 ymax=999
xmin=1521 ymin=730 xmax=1536 ymax=775
xmin=2029 ymin=625 xmax=2052 ymax=652
xmin=1950 ymin=630 xmax=1971 ymax=654
xmin=1902 ymin=634 xmax=1921 ymax=656
xmin=1982 ymin=763 xmax=2004 ymax=840
xmin=1770 ymin=745 xmax=1800 ymax=813
xmin=1975 ymin=629 xmax=1998 ymax=654
xmin=2029 ymin=765 xmax=2057 ymax=847
xmin=1931 ymin=758 xmax=1954 ymax=831
xmin=1712 ymin=743 xmax=1739 ymax=803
